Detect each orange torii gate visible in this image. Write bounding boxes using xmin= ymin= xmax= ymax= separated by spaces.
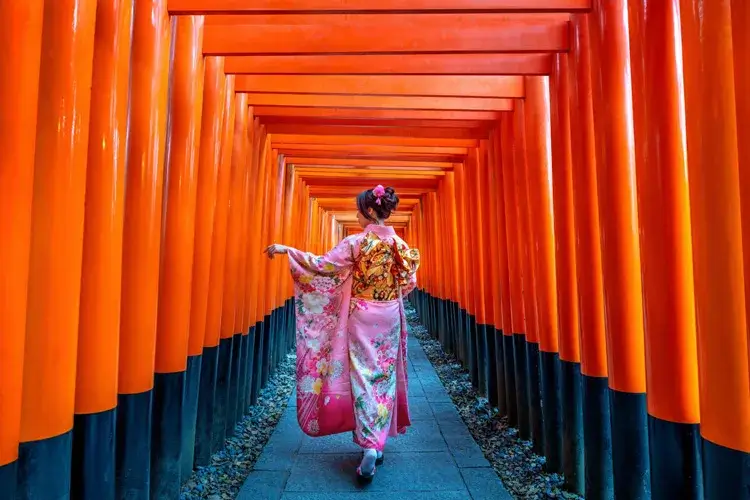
xmin=0 ymin=1 xmax=748 ymax=499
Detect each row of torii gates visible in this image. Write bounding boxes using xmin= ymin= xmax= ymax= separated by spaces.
xmin=0 ymin=0 xmax=748 ymax=499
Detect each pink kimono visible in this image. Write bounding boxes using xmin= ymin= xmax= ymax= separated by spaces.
xmin=287 ymin=224 xmax=420 ymax=451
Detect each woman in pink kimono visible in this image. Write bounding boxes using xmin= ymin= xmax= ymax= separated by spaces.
xmin=265 ymin=185 xmax=420 ymax=482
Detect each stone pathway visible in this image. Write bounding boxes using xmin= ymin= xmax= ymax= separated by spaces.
xmin=237 ymin=337 xmax=513 ymax=499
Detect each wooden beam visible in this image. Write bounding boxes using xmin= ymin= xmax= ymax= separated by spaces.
xmin=203 ymin=14 xmax=570 ymax=54
xmin=170 ymin=0 xmax=591 ymax=14
xmin=265 ymin=124 xmax=488 ymax=139
xmin=235 ymin=75 xmax=524 ymax=98
xmin=272 ymin=133 xmax=477 ymax=147
xmin=259 ymin=117 xmax=494 ymax=129
xmin=275 ymin=143 xmax=467 ymax=155
xmin=225 ymin=53 xmax=552 ymax=75
xmin=288 ymin=157 xmax=455 ymax=168
xmin=244 ymin=93 xmax=515 ymax=111
xmin=254 ymin=107 xmax=502 ymax=121
xmin=284 ymin=152 xmax=465 ymax=162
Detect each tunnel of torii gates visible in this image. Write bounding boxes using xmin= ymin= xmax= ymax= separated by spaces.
xmin=0 ymin=0 xmax=749 ymax=499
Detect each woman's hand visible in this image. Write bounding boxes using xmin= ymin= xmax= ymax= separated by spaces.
xmin=264 ymin=244 xmax=288 ymax=259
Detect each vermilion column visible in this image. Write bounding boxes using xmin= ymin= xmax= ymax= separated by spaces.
xmin=628 ymin=1 xmax=702 ymax=497
xmin=73 ymin=1 xmax=133 ymax=497
xmin=152 ymin=15 xmax=204 ymax=497
xmin=18 ymin=0 xmax=97 ymax=498
xmin=203 ymin=75 xmax=235 ymax=456
xmin=500 ymin=115 xmax=520 ymax=427
xmin=512 ymin=102 xmax=534 ymax=441
xmin=731 ymin=0 xmax=750 ymax=411
xmin=184 ymin=55 xmax=224 ymax=479
xmin=485 ymin=134 xmax=506 ymax=412
xmin=444 ymin=171 xmax=462 ymax=358
xmin=454 ymin=161 xmax=472 ymax=371
xmin=0 ymin=2 xmax=44 ymax=495
xmin=218 ymin=92 xmax=248 ymax=442
xmin=569 ymin=13 xmax=614 ymax=498
xmin=194 ymin=66 xmax=229 ymax=467
xmin=117 ymin=1 xmax=171 ymax=496
xmin=549 ymin=53 xmax=584 ymax=495
xmin=525 ymin=75 xmax=563 ymax=471
xmin=250 ymin=131 xmax=271 ymax=406
xmin=680 ymin=0 xmax=750 ymax=496
xmin=589 ymin=1 xmax=650 ymax=497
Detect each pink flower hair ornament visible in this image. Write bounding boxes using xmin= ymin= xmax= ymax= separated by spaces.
xmin=373 ymin=184 xmax=386 ymax=205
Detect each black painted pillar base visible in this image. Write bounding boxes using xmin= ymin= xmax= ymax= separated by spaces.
xmin=582 ymin=374 xmax=614 ymax=500
xmin=213 ymin=337 xmax=233 ymax=451
xmin=0 ymin=460 xmax=17 ymax=500
xmin=151 ymin=371 xmax=186 ymax=499
xmin=477 ymin=324 xmax=489 ymax=397
xmin=251 ymin=320 xmax=264 ymax=405
xmin=236 ymin=334 xmax=248 ymax=423
xmin=648 ymin=416 xmax=702 ymax=499
xmin=261 ymin=315 xmax=272 ymax=388
xmin=243 ymin=328 xmax=256 ymax=414
xmin=494 ymin=329 xmax=507 ymax=416
xmin=181 ymin=354 xmax=202 ymax=482
xmin=526 ymin=341 xmax=544 ymax=455
xmin=17 ymin=431 xmax=73 ymax=500
xmin=72 ymin=408 xmax=116 ymax=499
xmin=463 ymin=310 xmax=472 ymax=370
xmin=194 ymin=346 xmax=218 ymax=466
xmin=468 ymin=316 xmax=479 ymax=389
xmin=513 ymin=333 xmax=530 ymax=440
xmin=560 ymin=359 xmax=584 ymax=495
xmin=540 ymin=350 xmax=563 ymax=473
xmin=503 ymin=334 xmax=517 ymax=427
xmin=702 ymin=437 xmax=749 ymax=499
xmin=226 ymin=333 xmax=242 ymax=437
xmin=115 ymin=390 xmax=153 ymax=500
xmin=269 ymin=309 xmax=278 ymax=375
xmin=609 ymin=389 xmax=651 ymax=499
xmin=458 ymin=308 xmax=467 ymax=366
xmin=449 ymin=301 xmax=459 ymax=356
xmin=486 ymin=327 xmax=498 ymax=407
xmin=116 ymin=390 xmax=153 ymax=499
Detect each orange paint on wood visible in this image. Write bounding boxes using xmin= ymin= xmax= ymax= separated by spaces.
xmin=189 ymin=57 xmax=227 ymax=355
xmin=76 ymin=0 xmax=133 ymax=414
xmin=568 ymin=14 xmax=607 ymax=378
xmin=0 ymin=0 xmax=44 ymax=465
xmin=21 ymin=0 xmax=98 ymax=440
xmin=254 ymin=107 xmax=502 ymax=121
xmin=270 ymin=132 xmax=478 ymax=147
xmin=221 ymin=93 xmax=249 ymax=338
xmin=169 ymin=0 xmax=590 ymax=14
xmin=225 ymin=53 xmax=552 ymax=76
xmin=524 ymin=76 xmax=559 ymax=353
xmin=202 ymin=14 xmax=569 ymax=54
xmin=245 ymin=93 xmax=514 ymax=112
xmin=680 ymin=0 xmax=750 ymax=452
xmin=236 ymin=75 xmax=524 ymax=98
xmin=589 ymin=0 xmax=646 ymax=394
xmin=204 ymin=76 xmax=236 ymax=347
xmin=548 ymin=54 xmax=580 ymax=363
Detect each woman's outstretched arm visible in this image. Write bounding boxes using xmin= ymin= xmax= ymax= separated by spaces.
xmin=265 ymin=236 xmax=356 ymax=276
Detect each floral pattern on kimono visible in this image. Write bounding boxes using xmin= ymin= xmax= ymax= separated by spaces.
xmin=287 ymin=224 xmax=420 ymax=451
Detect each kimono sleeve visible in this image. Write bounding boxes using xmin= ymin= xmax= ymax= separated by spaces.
xmin=392 ymin=240 xmax=421 ymax=297
xmin=286 ymin=236 xmax=356 ymax=278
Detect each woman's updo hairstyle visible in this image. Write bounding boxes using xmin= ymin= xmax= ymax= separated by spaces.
xmin=356 ymin=185 xmax=399 ymax=221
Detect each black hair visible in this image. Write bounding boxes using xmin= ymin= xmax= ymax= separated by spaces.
xmin=356 ymin=186 xmax=399 ymax=222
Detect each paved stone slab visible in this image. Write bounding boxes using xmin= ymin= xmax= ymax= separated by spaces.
xmin=461 ymin=467 xmax=515 ymax=500
xmin=285 ymin=452 xmax=466 ymax=493
xmin=298 ymin=419 xmax=448 ymax=454
xmin=237 ymin=470 xmax=289 ymax=500
xmin=239 ymin=338 xmax=509 ymax=499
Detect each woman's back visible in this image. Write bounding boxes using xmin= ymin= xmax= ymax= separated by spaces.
xmin=351 ymin=229 xmax=419 ymax=302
